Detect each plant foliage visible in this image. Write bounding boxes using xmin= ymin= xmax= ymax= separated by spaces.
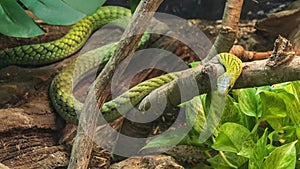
xmin=143 ymin=62 xmax=300 ymax=169
xmin=0 ymin=0 xmax=105 ymax=37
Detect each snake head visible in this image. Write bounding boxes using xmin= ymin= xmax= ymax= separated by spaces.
xmin=217 ymin=73 xmax=233 ymax=96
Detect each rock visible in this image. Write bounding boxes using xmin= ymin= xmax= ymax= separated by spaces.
xmin=109 ymin=155 xmax=184 ymax=169
xmin=0 ymin=163 xmax=10 ymax=169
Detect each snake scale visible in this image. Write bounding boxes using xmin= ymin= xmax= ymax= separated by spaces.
xmin=0 ymin=6 xmax=242 ymax=125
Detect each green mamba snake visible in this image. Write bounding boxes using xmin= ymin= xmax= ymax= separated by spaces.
xmin=0 ymin=6 xmax=242 ymax=125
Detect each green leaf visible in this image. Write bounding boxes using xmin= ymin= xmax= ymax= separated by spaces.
xmin=212 ymin=123 xmax=251 ymax=153
xmin=272 ymin=82 xmax=290 ymax=87
xmin=280 ymin=93 xmax=300 ymax=126
xmin=208 ymin=154 xmax=233 ymax=169
xmin=248 ymin=129 xmax=268 ymax=169
xmin=222 ymin=95 xmax=252 ymax=128
xmin=267 ymin=126 xmax=298 ymax=150
xmin=280 ymin=126 xmax=298 ymax=144
xmin=0 ymin=0 xmax=44 ymax=37
xmin=238 ymin=133 xmax=256 ymax=158
xmin=62 ymin=0 xmax=105 ymax=15
xmin=181 ymin=96 xmax=206 ymax=133
xmin=141 ymin=128 xmax=189 ymax=150
xmin=260 ymin=89 xmax=300 ymax=130
xmin=238 ymin=88 xmax=262 ymax=117
xmin=208 ymin=152 xmax=248 ymax=169
xmin=266 ymin=117 xmax=292 ymax=132
xmin=259 ymin=91 xmax=287 ymax=120
xmin=20 ymin=0 xmax=85 ymax=25
xmin=257 ymin=85 xmax=273 ymax=92
xmin=262 ymin=141 xmax=297 ymax=169
xmin=291 ymin=81 xmax=300 ymax=102
xmin=129 ymin=0 xmax=140 ymax=13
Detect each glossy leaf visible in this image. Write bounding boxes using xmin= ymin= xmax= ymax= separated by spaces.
xmin=262 ymin=141 xmax=297 ymax=169
xmin=290 ymin=81 xmax=300 ymax=102
xmin=208 ymin=152 xmax=248 ymax=169
xmin=62 ymin=0 xmax=105 ymax=15
xmin=271 ymin=83 xmax=300 ymax=126
xmin=20 ymin=0 xmax=85 ymax=25
xmin=279 ymin=92 xmax=300 ymax=126
xmin=272 ymin=82 xmax=291 ymax=91
xmin=248 ymin=129 xmax=268 ymax=169
xmin=212 ymin=122 xmax=251 ymax=153
xmin=260 ymin=88 xmax=300 ymax=131
xmin=238 ymin=88 xmax=262 ymax=117
xmin=141 ymin=128 xmax=189 ymax=150
xmin=222 ymin=95 xmax=252 ymax=128
xmin=257 ymin=85 xmax=273 ymax=92
xmin=0 ymin=0 xmax=44 ymax=37
xmin=259 ymin=91 xmax=287 ymax=120
xmin=238 ymin=133 xmax=256 ymax=158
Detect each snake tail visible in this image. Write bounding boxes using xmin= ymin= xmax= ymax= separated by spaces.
xmin=0 ymin=6 xmax=131 ymax=69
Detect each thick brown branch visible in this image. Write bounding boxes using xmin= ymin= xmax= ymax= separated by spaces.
xmin=235 ymin=56 xmax=300 ymax=89
xmin=139 ymin=56 xmax=300 ymax=113
xmin=67 ymin=1 xmax=164 ymax=168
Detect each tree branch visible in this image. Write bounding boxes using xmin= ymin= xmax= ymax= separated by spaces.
xmin=235 ymin=56 xmax=300 ymax=89
xmin=138 ymin=56 xmax=300 ymax=113
xmin=67 ymin=1 xmax=164 ymax=168
xmin=205 ymin=0 xmax=244 ymax=61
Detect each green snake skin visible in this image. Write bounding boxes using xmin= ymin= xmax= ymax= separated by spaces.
xmin=198 ymin=53 xmax=242 ymax=142
xmin=0 ymin=5 xmax=243 ymax=125
xmin=216 ymin=53 xmax=242 ymax=95
xmin=0 ymin=6 xmax=131 ymax=68
xmin=137 ymin=53 xmax=242 ymax=111
xmin=50 ymin=43 xmax=183 ymax=123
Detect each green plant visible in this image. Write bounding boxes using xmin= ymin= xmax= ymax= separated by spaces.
xmin=143 ymin=62 xmax=300 ymax=169
xmin=0 ymin=0 xmax=105 ymax=37
xmin=129 ymin=0 xmax=140 ymax=13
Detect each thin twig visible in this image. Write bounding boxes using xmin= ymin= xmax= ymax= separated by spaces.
xmin=230 ymin=45 xmax=273 ymax=61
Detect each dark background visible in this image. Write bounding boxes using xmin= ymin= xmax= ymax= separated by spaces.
xmin=104 ymin=0 xmax=294 ymax=20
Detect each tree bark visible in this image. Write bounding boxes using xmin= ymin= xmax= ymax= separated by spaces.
xmin=205 ymin=0 xmax=244 ymax=61
xmin=67 ymin=0 xmax=164 ymax=168
xmin=138 ymin=55 xmax=300 ymax=113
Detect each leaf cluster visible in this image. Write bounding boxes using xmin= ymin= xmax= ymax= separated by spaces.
xmin=143 ymin=63 xmax=300 ymax=169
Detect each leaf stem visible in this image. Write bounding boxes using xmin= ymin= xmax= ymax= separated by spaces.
xmin=251 ymin=119 xmax=261 ymax=134
xmin=219 ymin=151 xmax=238 ymax=169
xmin=204 ymin=150 xmax=212 ymax=158
xmin=212 ymin=137 xmax=237 ymax=168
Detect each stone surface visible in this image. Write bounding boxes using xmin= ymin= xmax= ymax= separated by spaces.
xmin=109 ymin=155 xmax=184 ymax=169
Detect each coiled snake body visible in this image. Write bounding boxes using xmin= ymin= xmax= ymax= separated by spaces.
xmin=0 ymin=6 xmax=242 ymax=124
